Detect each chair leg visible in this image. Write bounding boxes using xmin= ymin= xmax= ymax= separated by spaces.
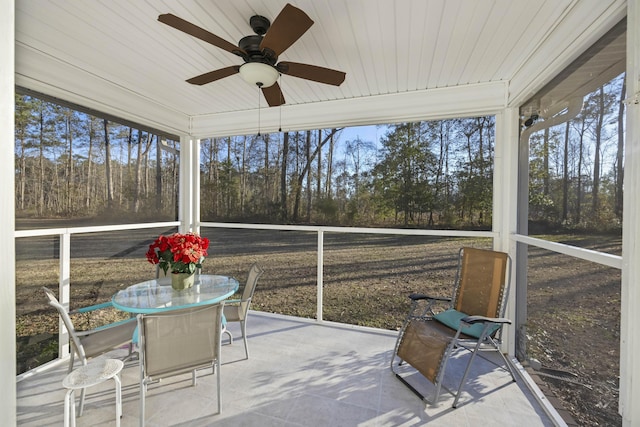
xmin=114 ymin=374 xmax=122 ymax=427
xmin=78 ymin=388 xmax=86 ymax=417
xmin=216 ymin=359 xmax=221 ymax=414
xmin=223 ymin=328 xmax=233 ymax=344
xmin=430 ymin=341 xmax=456 ymax=406
xmin=64 ymin=389 xmax=76 ymax=427
xmin=241 ymin=320 xmax=249 ymax=359
xmin=452 ymin=344 xmax=481 ymax=408
xmin=140 ymin=380 xmax=146 ymax=427
xmin=490 ymin=336 xmax=518 ymax=382
xmin=390 ymin=319 xmax=411 ymax=370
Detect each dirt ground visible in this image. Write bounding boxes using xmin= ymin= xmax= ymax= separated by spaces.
xmin=15 ymin=227 xmax=622 ymax=425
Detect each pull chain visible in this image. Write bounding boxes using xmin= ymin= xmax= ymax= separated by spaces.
xmin=257 ymin=83 xmax=262 ymax=137
xmin=278 ymin=75 xmax=282 ymax=132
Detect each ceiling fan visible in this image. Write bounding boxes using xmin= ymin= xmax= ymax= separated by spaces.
xmin=158 ymin=3 xmax=346 ymax=107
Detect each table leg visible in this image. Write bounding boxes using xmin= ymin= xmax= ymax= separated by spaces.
xmin=64 ymin=389 xmax=76 ymax=427
xmin=114 ymin=374 xmax=122 ymax=427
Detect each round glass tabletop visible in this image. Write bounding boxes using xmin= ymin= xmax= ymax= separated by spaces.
xmin=112 ymin=274 xmax=239 ymax=314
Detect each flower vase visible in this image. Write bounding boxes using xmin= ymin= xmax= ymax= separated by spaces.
xmin=171 ymin=272 xmax=195 ymax=290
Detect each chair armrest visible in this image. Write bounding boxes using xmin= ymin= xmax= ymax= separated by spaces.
xmin=71 ymin=301 xmax=114 ymax=314
xmin=461 ymin=315 xmax=512 ymax=325
xmin=405 ymin=294 xmax=452 ymax=321
xmin=225 ymin=299 xmax=241 ymax=304
xmin=409 ymin=293 xmax=451 ymax=302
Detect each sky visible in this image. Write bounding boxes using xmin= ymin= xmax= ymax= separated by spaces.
xmin=338 ymin=124 xmax=384 ymax=149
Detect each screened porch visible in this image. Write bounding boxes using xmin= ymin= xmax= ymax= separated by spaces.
xmin=4 ymin=1 xmax=640 ymax=426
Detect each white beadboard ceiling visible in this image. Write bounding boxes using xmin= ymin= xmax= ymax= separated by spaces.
xmin=14 ymin=0 xmax=627 ymax=138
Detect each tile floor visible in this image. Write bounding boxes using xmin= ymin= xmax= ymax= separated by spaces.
xmin=17 ymin=311 xmax=560 ymax=426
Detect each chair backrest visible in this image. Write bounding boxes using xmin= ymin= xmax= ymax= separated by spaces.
xmin=137 ymin=303 xmax=223 ymax=379
xmin=42 ymin=286 xmax=87 ymax=362
xmin=238 ymin=263 xmax=264 ymax=316
xmin=452 ymin=247 xmax=510 ymax=318
xmin=241 ymin=263 xmax=264 ymax=300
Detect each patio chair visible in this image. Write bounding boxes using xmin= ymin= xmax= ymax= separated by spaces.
xmin=222 ymin=263 xmax=264 ymax=359
xmin=390 ymin=247 xmax=517 ymax=407
xmin=42 ymin=286 xmax=137 ymax=416
xmin=137 ymin=303 xmax=224 ymax=426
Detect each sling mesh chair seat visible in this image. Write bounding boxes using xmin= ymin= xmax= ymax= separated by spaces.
xmin=137 ymin=303 xmax=224 ymax=427
xmin=390 ymin=247 xmax=517 ymax=407
xmin=222 ymin=263 xmax=264 ymax=359
xmin=42 ymin=286 xmax=137 ymax=417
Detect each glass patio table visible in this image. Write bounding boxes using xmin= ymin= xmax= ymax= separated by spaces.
xmin=112 ymin=274 xmax=239 ymax=314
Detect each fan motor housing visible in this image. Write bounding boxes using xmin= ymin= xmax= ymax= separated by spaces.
xmin=250 ymin=15 xmax=270 ymax=35
xmin=239 ymin=35 xmax=277 ymax=65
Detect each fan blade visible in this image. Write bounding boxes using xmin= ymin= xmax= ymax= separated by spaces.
xmin=260 ymin=4 xmax=313 ymax=56
xmin=262 ymin=82 xmax=286 ymax=107
xmin=278 ymin=61 xmax=346 ymax=86
xmin=158 ymin=13 xmax=245 ymax=57
xmin=186 ymin=66 xmax=240 ymax=85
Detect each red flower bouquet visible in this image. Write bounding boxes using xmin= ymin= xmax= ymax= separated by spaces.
xmin=146 ymin=232 xmax=210 ymax=275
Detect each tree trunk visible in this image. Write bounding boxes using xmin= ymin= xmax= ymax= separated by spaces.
xmin=325 ymin=132 xmax=334 ymax=199
xmin=562 ymin=121 xmax=569 ymax=221
xmin=543 ymin=127 xmax=549 ymax=196
xmin=85 ymin=119 xmax=94 ymax=209
xmin=126 ymin=127 xmax=133 ymax=193
xmin=577 ymin=125 xmax=584 ymax=224
xmin=66 ymin=113 xmax=73 ymax=213
xmin=592 ymin=87 xmax=604 ymax=214
xmin=133 ymin=130 xmax=144 ymax=213
xmin=316 ymin=129 xmax=322 ymax=202
xmin=226 ymin=137 xmax=232 ymax=216
xmin=306 ymin=130 xmax=312 ymax=221
xmin=264 ymin=133 xmax=270 ymax=206
xmin=38 ymin=109 xmax=45 ymax=216
xmin=155 ymin=137 xmax=163 ymax=211
xmin=293 ymin=133 xmax=301 ymax=221
xmin=615 ymin=77 xmax=626 ymax=217
xmin=241 ymin=135 xmax=247 ymax=215
xmin=213 ymin=138 xmax=219 ymax=217
xmin=431 ymin=122 xmax=447 ymax=226
xmin=104 ymin=119 xmax=114 ymax=209
xmin=18 ymin=138 xmax=25 ymax=210
xmin=280 ymin=132 xmax=289 ymax=220
xmin=293 ymin=129 xmax=341 ymax=222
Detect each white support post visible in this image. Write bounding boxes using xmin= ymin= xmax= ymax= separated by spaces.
xmin=58 ymin=233 xmax=71 ymax=359
xmin=1 ymin=1 xmax=16 ymax=424
xmin=317 ymin=230 xmax=324 ymax=322
xmin=179 ymin=135 xmax=197 ymax=233
xmin=493 ymin=108 xmax=520 ymax=356
xmin=620 ymin=1 xmax=640 ymax=425
xmin=192 ymin=139 xmax=201 ymax=233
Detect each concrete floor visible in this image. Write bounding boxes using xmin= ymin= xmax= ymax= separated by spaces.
xmin=17 ymin=311 xmax=560 ymax=426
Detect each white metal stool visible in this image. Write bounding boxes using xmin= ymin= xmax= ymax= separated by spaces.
xmin=62 ymin=358 xmax=124 ymax=427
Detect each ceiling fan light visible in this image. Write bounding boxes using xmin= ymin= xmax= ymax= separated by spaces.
xmin=239 ymin=63 xmax=279 ymax=88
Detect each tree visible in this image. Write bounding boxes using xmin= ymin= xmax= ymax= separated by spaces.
xmin=280 ymin=132 xmax=289 ymax=220
xmin=133 ymin=130 xmax=153 ymax=213
xmin=615 ymin=76 xmax=626 ymax=217
xmin=429 ymin=120 xmax=453 ymax=225
xmin=291 ymin=129 xmax=341 ymax=222
xmin=103 ymin=119 xmax=114 ymax=209
xmin=373 ymin=122 xmax=436 ymax=225
xmin=344 ymin=136 xmax=376 ymax=221
xmin=562 ymin=121 xmax=570 ymax=221
xmin=15 ymin=95 xmax=35 ymax=211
